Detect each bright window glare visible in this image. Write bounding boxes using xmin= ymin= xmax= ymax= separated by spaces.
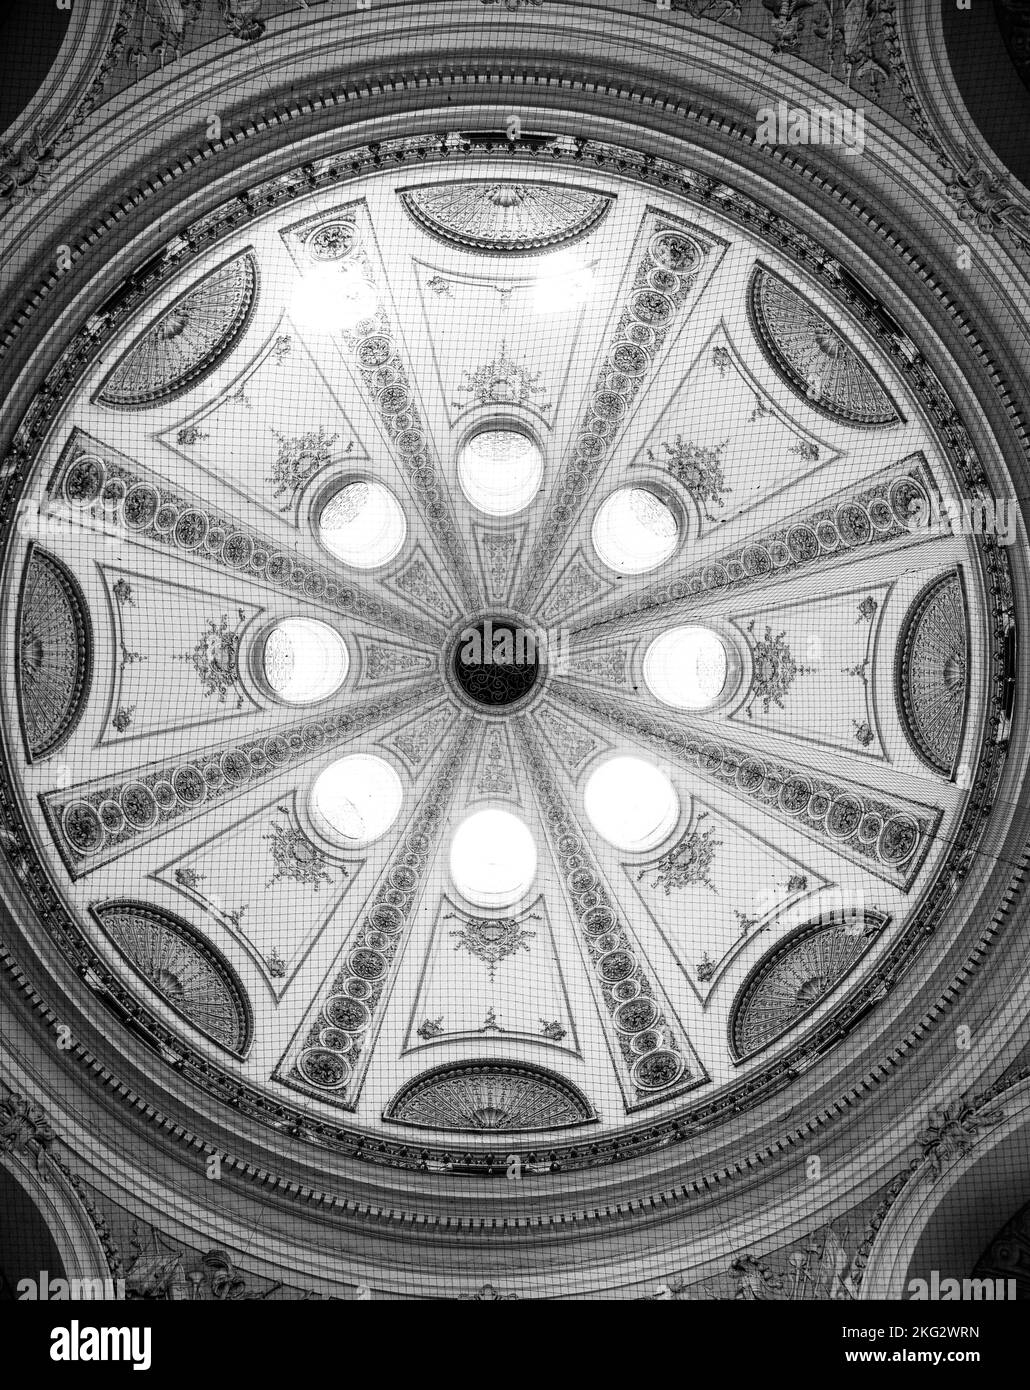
xmin=450 ymin=809 xmax=537 ymax=907
xmin=312 ymin=755 xmax=404 ymax=845
xmin=457 ymin=428 xmax=544 ymax=515
xmin=583 ymin=756 xmax=680 ymax=851
xmin=592 ymin=487 xmax=679 ymax=574
xmin=319 ymin=480 xmax=407 ymax=568
xmin=290 ymin=264 xmax=379 ymax=332
xmin=644 ymin=626 xmax=727 ymax=709
xmin=531 ymin=251 xmax=595 ymax=314
xmin=263 ymin=619 xmax=349 ymax=704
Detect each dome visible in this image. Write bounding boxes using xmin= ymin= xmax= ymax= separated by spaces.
xmin=0 ymin=0 xmax=1026 ymax=1311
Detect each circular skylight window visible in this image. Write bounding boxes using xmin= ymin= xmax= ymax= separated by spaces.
xmin=318 ymin=480 xmax=406 ymax=568
xmin=643 ymin=626 xmax=728 ymax=709
xmin=262 ymin=619 xmax=349 ymax=704
xmin=583 ymin=756 xmax=680 ymax=852
xmin=457 ymin=428 xmax=544 ymax=516
xmin=592 ymin=487 xmax=679 ymax=574
xmin=311 ymin=755 xmax=404 ymax=846
xmin=450 ymin=809 xmax=538 ymax=908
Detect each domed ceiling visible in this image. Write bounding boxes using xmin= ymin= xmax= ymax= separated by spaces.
xmin=0 ymin=150 xmax=1011 ymax=1164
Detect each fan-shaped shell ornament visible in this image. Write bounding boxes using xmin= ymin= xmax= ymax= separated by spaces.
xmin=96 ymin=252 xmax=258 ymax=408
xmin=384 ymin=1060 xmax=595 ymax=1130
xmin=748 ymin=266 xmax=901 ymax=426
xmin=399 ymin=181 xmax=612 ymax=252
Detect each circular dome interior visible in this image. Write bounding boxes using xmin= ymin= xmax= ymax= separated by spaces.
xmin=0 ymin=138 xmax=1011 ymax=1196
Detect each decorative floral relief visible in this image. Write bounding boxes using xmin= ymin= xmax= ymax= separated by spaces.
xmin=540 ymin=1019 xmax=567 ymax=1041
xmin=268 ymin=428 xmax=345 ymax=509
xmin=536 ymin=711 xmax=597 ymax=770
xmin=744 ymin=621 xmax=812 ymax=717
xmin=388 ymin=709 xmax=453 ymax=769
xmin=479 ymin=530 xmax=519 ymax=598
xmin=540 ymin=557 xmax=605 ymax=624
xmin=265 ymin=805 xmax=337 ymax=890
xmin=363 ymin=642 xmax=431 ymax=682
xmin=418 ymin=1016 xmax=445 ymax=1040
xmin=112 ymin=578 xmax=135 ymax=606
xmin=916 ymin=1097 xmax=1005 ymax=1180
xmin=176 ymin=610 xmax=246 ymax=706
xmin=0 ymin=1088 xmax=56 ymax=1169
xmin=266 ymin=947 xmax=286 ymax=979
xmin=453 ymin=342 xmax=552 ymax=413
xmin=648 ymin=436 xmax=731 ymax=520
xmin=447 ymin=910 xmax=540 ymax=980
xmin=695 ymin=952 xmax=717 ymax=984
xmin=120 ymin=642 xmax=146 ymax=671
xmin=477 ymin=728 xmax=514 ymax=795
xmin=638 ymin=815 xmax=721 ymax=895
xmin=941 ymin=146 xmax=1030 ymax=258
xmin=857 ymin=595 xmax=878 ymax=623
xmin=388 ymin=554 xmax=453 ymax=618
xmin=111 ymin=705 xmax=135 ymax=733
xmin=570 ymin=648 xmax=628 ymax=684
xmin=176 ymin=425 xmax=208 ymax=447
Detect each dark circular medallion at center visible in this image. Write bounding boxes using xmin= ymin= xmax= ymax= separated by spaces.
xmin=451 ymin=616 xmax=541 ymax=710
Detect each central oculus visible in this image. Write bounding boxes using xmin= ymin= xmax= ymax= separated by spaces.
xmin=450 ymin=615 xmax=545 ymax=710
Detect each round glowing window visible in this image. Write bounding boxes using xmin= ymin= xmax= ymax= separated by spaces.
xmin=311 ymin=755 xmax=404 ymax=846
xmin=450 ymin=809 xmax=537 ymax=908
xmin=592 ymin=487 xmax=679 ymax=574
xmin=583 ymin=756 xmax=680 ymax=852
xmin=644 ymin=626 xmax=728 ymax=710
xmin=318 ymin=480 xmax=406 ymax=568
xmin=262 ymin=619 xmax=349 ymax=704
xmin=457 ymin=428 xmax=544 ymax=516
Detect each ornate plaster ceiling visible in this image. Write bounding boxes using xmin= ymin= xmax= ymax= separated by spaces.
xmin=0 ymin=149 xmax=1012 ymax=1165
